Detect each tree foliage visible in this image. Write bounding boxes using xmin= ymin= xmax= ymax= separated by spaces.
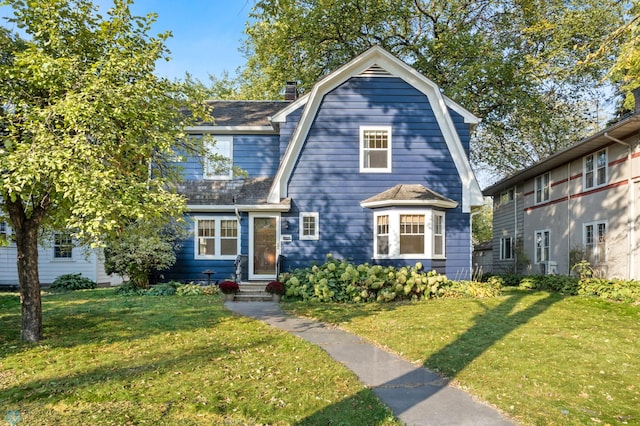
xmin=238 ymin=0 xmax=625 ymax=176
xmin=0 ymin=0 xmax=211 ymax=342
xmin=472 ymin=198 xmax=493 ymax=245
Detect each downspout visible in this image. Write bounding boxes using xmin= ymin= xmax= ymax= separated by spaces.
xmin=567 ymin=163 xmax=571 ymax=275
xmin=603 ymin=133 xmax=633 ymax=279
xmin=513 ymin=185 xmax=518 ymax=274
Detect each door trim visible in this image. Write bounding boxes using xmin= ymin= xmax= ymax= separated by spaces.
xmin=248 ymin=212 xmax=280 ymax=280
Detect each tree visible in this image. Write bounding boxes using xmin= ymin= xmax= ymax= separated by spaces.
xmin=0 ymin=0 xmax=211 ymax=342
xmin=471 ymin=198 xmax=493 ymax=245
xmin=103 ymin=219 xmax=188 ymax=288
xmin=239 ymin=0 xmax=625 ymax=176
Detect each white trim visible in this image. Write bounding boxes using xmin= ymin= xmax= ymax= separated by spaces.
xmin=432 ymin=211 xmax=446 ymax=259
xmin=499 ymin=236 xmax=514 ymax=260
xmin=185 ymin=126 xmax=277 ymax=135
xmin=249 ymin=212 xmax=280 ymax=280
xmin=267 ymin=45 xmax=483 ymax=212
xmin=372 ymin=207 xmax=445 ymax=260
xmin=359 ymin=125 xmax=392 ymax=173
xmin=203 ymin=135 xmax=233 ymax=180
xmin=186 ymin=204 xmax=291 ymax=213
xmin=270 ymin=94 xmax=310 ymax=123
xmin=583 ymin=220 xmax=608 ymax=264
xmin=299 ymin=212 xmax=320 ymax=240
xmin=534 ymin=229 xmax=550 ymax=264
xmin=193 ymin=215 xmax=240 ymax=260
xmin=534 ymin=172 xmax=550 ymax=204
xmin=583 ymin=148 xmax=608 ymax=190
xmin=360 ymin=199 xmax=458 ymax=209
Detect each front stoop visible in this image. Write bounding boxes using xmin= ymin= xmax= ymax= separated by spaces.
xmin=232 ymin=282 xmax=273 ymax=302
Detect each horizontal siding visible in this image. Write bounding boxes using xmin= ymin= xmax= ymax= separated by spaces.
xmin=280 ymin=107 xmax=303 ymax=160
xmin=283 ymin=76 xmax=470 ymax=277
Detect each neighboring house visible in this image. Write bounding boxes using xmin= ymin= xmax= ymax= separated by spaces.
xmin=483 ymin=88 xmax=640 ymax=279
xmin=0 ymin=224 xmax=122 ymax=286
xmin=166 ymin=46 xmax=484 ymax=283
xmin=472 ymin=241 xmax=493 ymax=276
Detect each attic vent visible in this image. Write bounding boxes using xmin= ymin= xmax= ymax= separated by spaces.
xmin=358 ymin=65 xmax=392 ymax=77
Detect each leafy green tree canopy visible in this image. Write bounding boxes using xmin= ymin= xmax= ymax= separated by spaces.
xmin=238 ymin=0 xmax=625 ymax=176
xmin=0 ymin=0 xmax=211 ymax=342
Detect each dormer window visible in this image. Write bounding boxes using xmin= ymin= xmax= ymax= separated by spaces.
xmin=360 ymin=126 xmax=392 ymax=173
xmin=204 ymin=135 xmax=233 ymax=180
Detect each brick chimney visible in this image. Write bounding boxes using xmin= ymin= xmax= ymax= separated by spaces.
xmin=633 ymin=86 xmax=640 ymax=113
xmin=284 ymin=81 xmax=298 ymax=101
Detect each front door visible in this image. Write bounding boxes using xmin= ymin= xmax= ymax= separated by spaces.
xmin=249 ymin=213 xmax=279 ymax=280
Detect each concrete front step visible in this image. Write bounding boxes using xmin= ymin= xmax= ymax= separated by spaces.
xmin=231 ymin=281 xmax=276 ymax=302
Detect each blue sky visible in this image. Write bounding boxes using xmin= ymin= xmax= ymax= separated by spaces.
xmin=130 ymin=0 xmax=251 ymax=82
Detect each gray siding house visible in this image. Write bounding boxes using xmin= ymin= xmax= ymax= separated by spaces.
xmin=484 ymin=89 xmax=640 ymax=279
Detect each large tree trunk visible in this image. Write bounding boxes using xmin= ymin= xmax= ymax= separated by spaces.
xmin=6 ymin=197 xmax=46 ymax=343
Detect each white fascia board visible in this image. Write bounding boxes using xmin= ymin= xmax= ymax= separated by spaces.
xmin=443 ymin=96 xmax=481 ymax=124
xmin=267 ymin=45 xmax=483 ymax=211
xmin=359 ymin=199 xmax=459 ymax=209
xmin=270 ymin=94 xmax=310 ymax=123
xmin=186 ymin=204 xmax=291 ymax=213
xmin=184 ymin=126 xmax=277 ymax=135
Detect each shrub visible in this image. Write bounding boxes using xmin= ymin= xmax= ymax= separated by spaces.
xmin=219 ymin=280 xmax=239 ymax=294
xmin=578 ymin=278 xmax=640 ymax=302
xmin=265 ymin=280 xmax=285 ymax=295
xmin=146 ymin=282 xmax=178 ymax=296
xmin=50 ymin=273 xmax=96 ymax=291
xmin=115 ymin=281 xmax=146 ymax=296
xmin=176 ymin=284 xmax=203 ymax=296
xmin=202 ymin=285 xmax=221 ymax=296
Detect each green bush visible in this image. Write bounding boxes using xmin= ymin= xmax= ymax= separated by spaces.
xmin=114 ymin=281 xmax=146 ymax=296
xmin=515 ymin=275 xmax=579 ymax=295
xmin=279 ymin=254 xmax=501 ymax=303
xmin=50 ymin=273 xmax=96 ymax=291
xmin=146 ymin=282 xmax=178 ymax=296
xmin=578 ymin=278 xmax=640 ymax=302
xmin=176 ymin=284 xmax=203 ymax=296
xmin=202 ymin=285 xmax=221 ymax=296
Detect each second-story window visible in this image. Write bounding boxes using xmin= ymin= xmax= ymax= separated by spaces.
xmin=584 ymin=149 xmax=607 ymax=189
xmin=360 ymin=126 xmax=392 ymax=173
xmin=535 ymin=173 xmax=550 ymax=204
xmin=204 ymin=135 xmax=233 ymax=180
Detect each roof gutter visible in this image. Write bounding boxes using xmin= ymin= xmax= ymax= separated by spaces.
xmin=603 ymin=133 xmax=634 ymax=279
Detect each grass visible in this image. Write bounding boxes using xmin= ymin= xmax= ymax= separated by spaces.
xmin=0 ymin=289 xmax=399 ymax=425
xmin=284 ymin=288 xmax=640 ymax=425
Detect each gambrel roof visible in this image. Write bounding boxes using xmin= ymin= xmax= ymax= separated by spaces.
xmin=267 ymin=45 xmax=483 ymax=212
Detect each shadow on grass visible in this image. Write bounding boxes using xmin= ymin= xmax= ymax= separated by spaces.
xmin=423 ymin=290 xmax=562 ymax=378
xmin=295 ymin=389 xmax=395 ymax=425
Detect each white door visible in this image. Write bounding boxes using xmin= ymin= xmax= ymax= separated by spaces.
xmin=249 ymin=213 xmax=280 ymax=280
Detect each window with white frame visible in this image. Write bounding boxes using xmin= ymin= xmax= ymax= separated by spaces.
xmin=195 ymin=217 xmax=239 ymax=259
xmin=299 ymin=212 xmax=319 ymax=240
xmin=433 ymin=212 xmax=445 ymax=258
xmin=360 ymin=126 xmax=392 ymax=172
xmin=535 ymin=173 xmax=550 ymax=204
xmin=373 ymin=209 xmax=445 ymax=258
xmin=0 ymin=222 xmax=6 ymax=239
xmin=500 ymin=237 xmax=514 ymax=260
xmin=203 ymin=135 xmax=233 ymax=180
xmin=500 ymin=189 xmax=514 ymax=205
xmin=584 ymin=149 xmax=607 ymax=189
xmin=54 ymin=232 xmax=73 ymax=259
xmin=534 ymin=230 xmax=550 ymax=263
xmin=584 ymin=221 xmax=607 ymax=264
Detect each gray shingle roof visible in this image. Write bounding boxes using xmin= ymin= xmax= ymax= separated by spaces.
xmin=203 ymin=101 xmax=290 ymax=127
xmin=177 ymin=177 xmax=290 ymax=207
xmin=360 ymin=184 xmax=458 ymax=208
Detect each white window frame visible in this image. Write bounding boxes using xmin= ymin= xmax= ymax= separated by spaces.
xmin=535 ymin=173 xmax=550 ymax=204
xmin=299 ymin=212 xmax=319 ymax=240
xmin=204 ymin=135 xmax=233 ymax=180
xmin=534 ymin=229 xmax=550 ymax=264
xmin=194 ymin=216 xmax=240 ymax=260
xmin=373 ymin=208 xmax=445 ymax=259
xmin=584 ymin=149 xmax=607 ymax=190
xmin=53 ymin=232 xmax=74 ymax=260
xmin=500 ymin=189 xmax=514 ymax=205
xmin=584 ymin=220 xmax=607 ymax=265
xmin=360 ymin=126 xmax=392 ymax=173
xmin=500 ymin=236 xmax=514 ymax=260
xmin=0 ymin=221 xmax=7 ymax=238
xmin=432 ymin=211 xmax=446 ymax=259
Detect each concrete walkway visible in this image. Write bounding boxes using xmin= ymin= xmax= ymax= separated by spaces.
xmin=225 ymin=301 xmax=515 ymax=426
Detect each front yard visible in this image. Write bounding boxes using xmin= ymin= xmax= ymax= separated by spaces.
xmin=285 ymin=289 xmax=640 ymax=425
xmin=0 ymin=289 xmax=398 ymax=425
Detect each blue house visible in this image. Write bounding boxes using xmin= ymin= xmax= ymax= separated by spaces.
xmin=167 ymin=46 xmax=483 ymax=283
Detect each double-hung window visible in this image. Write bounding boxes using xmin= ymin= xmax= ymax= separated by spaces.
xmin=360 ymin=126 xmax=392 ymax=173
xmin=535 ymin=173 xmax=550 ymax=204
xmin=203 ymin=135 xmax=233 ymax=180
xmin=534 ymin=230 xmax=550 ymax=263
xmin=584 ymin=149 xmax=607 ymax=189
xmin=374 ymin=210 xmax=445 ymax=259
xmin=54 ymin=232 xmax=73 ymax=259
xmin=195 ymin=217 xmax=239 ymax=259
xmin=0 ymin=222 xmax=6 ymax=239
xmin=299 ymin=212 xmax=319 ymax=240
xmin=500 ymin=237 xmax=514 ymax=260
xmin=584 ymin=221 xmax=607 ymax=264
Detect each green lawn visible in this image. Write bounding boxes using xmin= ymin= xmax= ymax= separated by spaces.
xmin=0 ymin=289 xmax=398 ymax=425
xmin=284 ymin=289 xmax=640 ymax=425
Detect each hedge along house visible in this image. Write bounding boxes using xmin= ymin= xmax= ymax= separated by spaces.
xmin=483 ymin=88 xmax=640 ymax=279
xmin=166 ymin=46 xmax=484 ymax=283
